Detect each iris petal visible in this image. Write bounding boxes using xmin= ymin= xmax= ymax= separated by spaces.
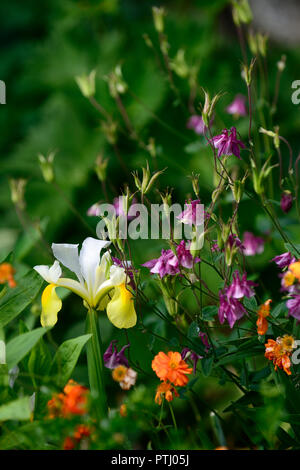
xmin=106 ymin=284 xmax=137 ymax=329
xmin=41 ymin=283 xmax=62 ymax=327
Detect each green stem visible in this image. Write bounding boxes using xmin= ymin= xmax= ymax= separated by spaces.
xmin=85 ymin=308 xmax=108 ymax=420
xmin=168 ymin=402 xmax=177 ymax=431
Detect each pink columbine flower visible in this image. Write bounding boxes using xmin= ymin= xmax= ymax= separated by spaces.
xmin=280 ymin=192 xmax=293 ymax=214
xmin=181 ymin=348 xmax=203 ymax=375
xmin=242 ymin=232 xmax=264 ymax=256
xmin=142 ymin=242 xmax=200 ymax=278
xmin=271 ymin=252 xmax=295 ymax=269
xmin=218 ymin=271 xmax=256 ymax=328
xmin=209 ymin=127 xmax=245 ymax=159
xmin=226 ymin=94 xmax=247 ymax=117
xmin=226 ymin=271 xmax=256 ymax=300
xmin=177 ymin=200 xmax=205 ymax=226
xmin=218 ymin=293 xmax=247 ymax=329
xmin=113 ymin=196 xmax=138 ymax=220
xmin=187 ymin=115 xmax=211 ymax=135
xmin=87 ymin=202 xmax=101 ymax=217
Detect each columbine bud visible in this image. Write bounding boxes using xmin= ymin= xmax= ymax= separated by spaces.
xmin=152 ymin=6 xmax=165 ymax=33
xmin=170 ymin=49 xmax=189 ymax=78
xmin=101 ymin=120 xmax=118 ymax=145
xmin=257 ymin=33 xmax=268 ymax=57
xmin=242 ymin=58 xmax=256 ymax=86
xmin=133 ymin=162 xmax=165 ymax=195
xmin=202 ymin=90 xmax=222 ymax=127
xmin=280 ymin=191 xmax=293 ymax=214
xmin=9 ymin=179 xmax=27 ymax=210
xmin=259 ymin=126 xmax=280 ymax=149
xmin=232 ymin=180 xmax=243 ymax=203
xmin=277 ymin=55 xmax=286 ymax=72
xmin=231 ymin=0 xmax=253 ymax=26
xmin=38 ymin=151 xmax=55 ymax=183
xmin=190 ymin=172 xmax=200 ymax=199
xmin=95 ymin=155 xmax=108 ymax=182
xmin=75 ymin=70 xmax=96 ymax=98
xmin=107 ymin=65 xmax=127 ymax=98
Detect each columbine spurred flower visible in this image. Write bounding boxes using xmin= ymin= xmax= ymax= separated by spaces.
xmin=271 ymin=252 xmax=295 ymax=269
xmin=34 ymin=237 xmax=137 ymax=329
xmin=142 ymin=241 xmax=200 ymax=278
xmin=186 ymin=115 xmax=208 ymax=135
xmin=0 ymin=263 xmax=16 ymax=288
xmin=226 ymin=94 xmax=247 ymax=117
xmin=242 ymin=232 xmax=264 ymax=256
xmin=280 ymin=191 xmax=293 ymax=213
xmin=218 ymin=271 xmax=256 ymax=328
xmin=177 ymin=199 xmax=205 ymax=226
xmin=152 ymin=351 xmax=192 ymax=386
xmin=181 ymin=348 xmax=203 ymax=375
xmin=103 ymin=340 xmax=130 ymax=369
xmin=287 ymin=295 xmax=300 ymax=321
xmin=209 ymin=127 xmax=245 ymax=159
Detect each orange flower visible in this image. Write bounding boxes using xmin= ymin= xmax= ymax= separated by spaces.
xmin=0 ymin=263 xmax=16 ymax=288
xmin=112 ymin=365 xmax=128 ymax=383
xmin=62 ymin=380 xmax=89 ymax=417
xmin=63 ymin=436 xmax=75 ymax=450
xmin=120 ymin=404 xmax=127 ymax=417
xmin=63 ymin=425 xmax=91 ymax=450
xmin=155 ymin=381 xmax=179 ymax=405
xmin=256 ymin=299 xmax=272 ymax=335
xmin=265 ymin=337 xmax=295 ymax=375
xmin=152 ymin=351 xmax=192 ymax=386
xmin=47 ymin=380 xmax=89 ymax=419
xmin=289 ymin=261 xmax=300 ymax=281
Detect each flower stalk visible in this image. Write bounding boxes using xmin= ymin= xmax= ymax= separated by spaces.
xmin=85 ymin=308 xmax=108 ymax=420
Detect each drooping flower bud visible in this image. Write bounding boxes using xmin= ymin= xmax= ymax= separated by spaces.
xmin=280 ymin=191 xmax=293 ymax=214
xmin=152 ymin=6 xmax=166 ymax=33
xmin=38 ymin=151 xmax=56 ymax=183
xmin=95 ymin=155 xmax=108 ymax=182
xmin=9 ymin=179 xmax=27 ymax=210
xmin=75 ymin=70 xmax=96 ymax=98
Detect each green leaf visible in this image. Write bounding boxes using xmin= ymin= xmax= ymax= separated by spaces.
xmin=0 ymin=396 xmax=32 ymax=421
xmin=202 ymin=305 xmax=218 ymax=321
xmin=28 ymin=338 xmax=52 ymax=387
xmin=51 ymin=334 xmax=92 ymax=387
xmin=0 ymin=270 xmax=44 ymax=328
xmin=6 ymin=328 xmax=47 ymax=369
xmin=187 ymin=321 xmax=200 ymax=338
xmin=284 ymin=243 xmax=300 ymax=258
xmin=201 ymin=356 xmax=213 ymax=376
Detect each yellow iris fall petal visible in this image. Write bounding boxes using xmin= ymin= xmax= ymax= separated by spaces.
xmin=41 ymin=283 xmax=62 ymax=327
xmin=106 ymin=283 xmax=137 ymax=329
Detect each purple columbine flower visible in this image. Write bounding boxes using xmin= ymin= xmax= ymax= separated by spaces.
xmin=226 ymin=94 xmax=247 ymax=117
xmin=199 ymin=331 xmax=211 ymax=352
xmin=187 ymin=115 xmax=210 ymax=135
xmin=218 ymin=271 xmax=256 ymax=328
xmin=176 ymin=240 xmax=200 ymax=269
xmin=113 ymin=196 xmax=138 ymax=220
xmin=142 ymin=242 xmax=200 ymax=278
xmin=226 ymin=271 xmax=256 ymax=299
xmin=209 ymin=127 xmax=245 ymax=159
xmin=142 ymin=249 xmax=179 ymax=278
xmin=287 ymin=295 xmax=300 ymax=321
xmin=271 ymin=252 xmax=295 ymax=269
xmin=181 ymin=348 xmax=203 ymax=375
xmin=103 ymin=340 xmax=130 ymax=369
xmin=242 ymin=232 xmax=264 ymax=256
xmin=280 ymin=192 xmax=293 ymax=214
xmin=177 ymin=200 xmax=205 ymax=226
xmin=218 ymin=292 xmax=247 ymax=329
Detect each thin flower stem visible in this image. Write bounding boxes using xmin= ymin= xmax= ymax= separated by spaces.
xmin=85 ymin=308 xmax=108 ymax=420
xmin=168 ymin=402 xmax=177 ymax=431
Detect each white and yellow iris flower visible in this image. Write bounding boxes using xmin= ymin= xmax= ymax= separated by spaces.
xmin=34 ymin=237 xmax=137 ymax=329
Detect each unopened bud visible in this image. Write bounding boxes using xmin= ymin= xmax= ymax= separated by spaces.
xmin=9 ymin=179 xmax=27 ymax=209
xmin=231 ymin=0 xmax=253 ymax=26
xmin=75 ymin=70 xmax=96 ymax=98
xmin=95 ymin=155 xmax=108 ymax=182
xmin=152 ymin=6 xmax=165 ymax=33
xmin=38 ymin=151 xmax=55 ymax=183
xmin=107 ymin=65 xmax=127 ymax=98
xmin=170 ymin=49 xmax=189 ymax=78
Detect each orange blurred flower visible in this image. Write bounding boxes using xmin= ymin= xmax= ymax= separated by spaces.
xmin=112 ymin=365 xmax=128 ymax=382
xmin=0 ymin=263 xmax=16 ymax=288
xmin=112 ymin=366 xmax=137 ymax=390
xmin=63 ymin=424 xmax=91 ymax=450
xmin=155 ymin=381 xmax=179 ymax=405
xmin=256 ymin=299 xmax=272 ymax=335
xmin=289 ymin=261 xmax=300 ymax=281
xmin=47 ymin=380 xmax=89 ymax=419
xmin=120 ymin=404 xmax=127 ymax=417
xmin=265 ymin=335 xmax=296 ymax=375
xmin=152 ymin=351 xmax=192 ymax=386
